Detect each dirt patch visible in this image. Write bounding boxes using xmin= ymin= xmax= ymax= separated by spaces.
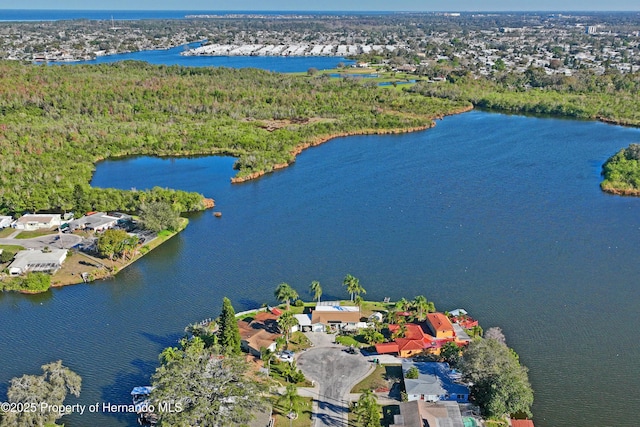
xmin=249 ymin=117 xmax=333 ymax=132
xmin=51 ymin=252 xmax=113 ymax=287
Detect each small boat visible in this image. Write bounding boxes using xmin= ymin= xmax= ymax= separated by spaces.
xmin=214 ymin=212 xmax=222 ymax=218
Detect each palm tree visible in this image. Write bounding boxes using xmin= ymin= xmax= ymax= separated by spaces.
xmin=277 ymin=384 xmax=305 ymax=427
xmin=274 ymin=282 xmax=298 ymax=311
xmin=309 ymin=280 xmax=322 ymax=304
xmin=412 ymin=295 xmax=429 ymax=321
xmin=277 ymin=311 xmax=299 ymax=349
xmin=260 ymin=346 xmax=274 ymax=376
xmin=343 ymin=274 xmax=365 ymax=302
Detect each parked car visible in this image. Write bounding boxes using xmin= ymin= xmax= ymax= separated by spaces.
xmin=277 ymin=350 xmax=294 ymax=362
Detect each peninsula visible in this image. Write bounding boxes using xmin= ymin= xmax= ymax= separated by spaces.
xmin=144 ymin=282 xmax=534 ymax=427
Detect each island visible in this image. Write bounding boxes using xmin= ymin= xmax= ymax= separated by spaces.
xmin=600 ymin=143 xmax=640 ymax=196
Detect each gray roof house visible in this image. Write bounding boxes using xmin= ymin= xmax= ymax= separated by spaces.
xmin=68 ymin=212 xmax=120 ymax=232
xmin=8 ymin=249 xmax=68 ymax=276
xmin=390 ymin=400 xmax=464 ymax=427
xmin=402 ymin=361 xmax=469 ymax=403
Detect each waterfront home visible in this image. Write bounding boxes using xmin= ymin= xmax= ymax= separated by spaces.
xmin=237 ymin=311 xmax=282 ymax=357
xmin=448 ymin=308 xmax=479 ymax=329
xmin=14 ymin=213 xmax=61 ymax=231
xmin=8 ymin=248 xmax=67 ymax=276
xmin=292 ymin=313 xmax=324 ymax=333
xmin=426 ymin=313 xmax=456 ymax=339
xmin=375 ymin=312 xmax=468 ymax=357
xmin=310 ymin=302 xmax=365 ymax=330
xmin=511 ymin=420 xmax=535 ymax=427
xmin=390 ymin=400 xmax=465 ymax=427
xmin=402 ymin=361 xmax=469 ymax=403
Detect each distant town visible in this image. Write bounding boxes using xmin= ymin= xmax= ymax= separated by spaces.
xmin=1 ymin=12 xmax=639 ymax=77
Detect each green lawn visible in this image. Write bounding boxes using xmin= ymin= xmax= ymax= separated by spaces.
xmin=14 ymin=228 xmax=58 ymax=239
xmin=0 ymin=228 xmax=15 ymax=238
xmin=271 ymin=395 xmax=313 ymax=427
xmin=350 ymin=364 xmax=402 ymax=393
xmin=0 ymin=244 xmax=26 ymax=252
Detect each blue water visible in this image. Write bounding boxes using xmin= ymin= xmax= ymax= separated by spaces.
xmin=1 ymin=111 xmax=639 ymax=427
xmin=45 ymin=41 xmax=354 ymax=72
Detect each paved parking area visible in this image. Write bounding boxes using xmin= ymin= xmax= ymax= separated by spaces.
xmin=296 ymin=333 xmax=374 ymax=427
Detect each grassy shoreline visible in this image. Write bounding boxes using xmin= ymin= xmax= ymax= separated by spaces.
xmin=0 ymin=218 xmax=189 ymax=293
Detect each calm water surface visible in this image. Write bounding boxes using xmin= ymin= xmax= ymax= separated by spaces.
xmin=1 ymin=111 xmax=639 ymax=426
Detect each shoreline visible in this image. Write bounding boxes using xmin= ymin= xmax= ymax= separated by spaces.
xmin=6 ymin=217 xmax=193 ymax=293
xmin=231 ymin=104 xmax=474 ymax=184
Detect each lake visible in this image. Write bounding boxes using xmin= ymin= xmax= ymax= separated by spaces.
xmin=49 ymin=42 xmax=354 ymax=72
xmin=1 ymin=110 xmax=639 ymax=426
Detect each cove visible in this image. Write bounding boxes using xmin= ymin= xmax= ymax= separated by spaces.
xmin=1 ymin=110 xmax=640 ymax=427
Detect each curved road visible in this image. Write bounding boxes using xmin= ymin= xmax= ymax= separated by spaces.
xmin=0 ymin=231 xmax=82 ymax=250
xmin=296 ymin=333 xmax=373 ymax=427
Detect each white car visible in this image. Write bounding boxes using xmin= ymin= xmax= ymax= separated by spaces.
xmin=277 ymin=350 xmax=294 ymax=362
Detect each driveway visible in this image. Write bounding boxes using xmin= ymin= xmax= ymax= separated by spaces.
xmin=296 ymin=333 xmax=374 ymax=427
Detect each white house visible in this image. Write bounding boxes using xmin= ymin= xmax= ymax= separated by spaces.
xmin=8 ymin=249 xmax=68 ymax=276
xmin=14 ymin=214 xmax=61 ymax=231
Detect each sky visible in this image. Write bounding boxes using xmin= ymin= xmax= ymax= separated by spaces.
xmin=4 ymin=1 xmax=639 ymax=12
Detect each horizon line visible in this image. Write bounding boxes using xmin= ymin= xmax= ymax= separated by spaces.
xmin=1 ymin=8 xmax=639 ymax=13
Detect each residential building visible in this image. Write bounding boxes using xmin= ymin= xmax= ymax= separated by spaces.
xmin=390 ymin=400 xmax=465 ymax=427
xmin=237 ymin=311 xmax=281 ymax=357
xmin=68 ymin=212 xmax=121 ymax=232
xmin=14 ymin=214 xmax=61 ymax=231
xmin=310 ymin=303 xmax=364 ymax=330
xmin=402 ymin=361 xmax=469 ymax=403
xmin=8 ymin=248 xmax=67 ymax=276
xmin=426 ymin=312 xmax=456 ymax=339
xmin=511 ymin=420 xmax=535 ymax=427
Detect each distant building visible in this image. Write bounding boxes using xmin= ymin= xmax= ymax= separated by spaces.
xmin=8 ymin=248 xmax=67 ymax=276
xmin=14 ymin=214 xmax=61 ymax=231
xmin=586 ymin=26 xmax=598 ymax=34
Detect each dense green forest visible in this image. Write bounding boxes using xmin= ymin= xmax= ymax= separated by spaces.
xmin=409 ymin=69 xmax=640 ymax=126
xmin=0 ymin=61 xmax=468 ymax=216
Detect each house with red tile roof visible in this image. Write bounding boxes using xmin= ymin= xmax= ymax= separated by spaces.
xmin=426 ymin=313 xmax=455 ymax=339
xmin=375 ymin=312 xmax=465 ymax=358
xmin=511 ymin=420 xmax=535 ymax=427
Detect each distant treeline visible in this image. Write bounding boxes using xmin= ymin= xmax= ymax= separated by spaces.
xmin=0 ymin=60 xmax=467 ymax=215
xmin=409 ymin=68 xmax=640 ymax=126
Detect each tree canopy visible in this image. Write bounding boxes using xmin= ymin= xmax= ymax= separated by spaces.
xmin=601 ymin=143 xmax=640 ymax=195
xmin=0 ymin=360 xmax=81 ymax=427
xmin=459 ymin=337 xmax=534 ymax=419
xmin=0 ymin=60 xmax=467 ymax=216
xmin=151 ymin=340 xmax=268 ymax=427
xmin=274 ymin=283 xmax=298 ymax=311
xmin=139 ymin=200 xmax=182 ymax=232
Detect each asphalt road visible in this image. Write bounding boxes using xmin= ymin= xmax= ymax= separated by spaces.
xmin=0 ymin=232 xmax=82 ymax=250
xmin=297 ymin=333 xmax=373 ymax=427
